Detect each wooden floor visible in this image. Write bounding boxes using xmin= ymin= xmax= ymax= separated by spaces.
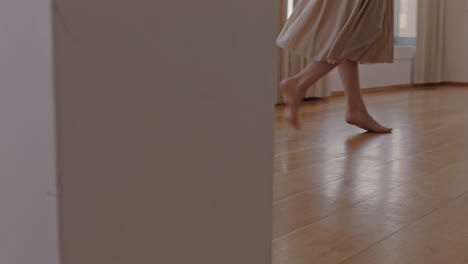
xmin=273 ymin=85 xmax=468 ymax=264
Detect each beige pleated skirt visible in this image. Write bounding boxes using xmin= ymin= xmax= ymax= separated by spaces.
xmin=276 ymin=0 xmax=394 ymax=64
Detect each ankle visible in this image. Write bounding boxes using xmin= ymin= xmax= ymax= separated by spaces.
xmin=284 ymin=77 xmax=308 ymax=95
xmin=293 ymin=78 xmax=311 ymax=94
xmin=346 ymin=105 xmax=368 ymax=114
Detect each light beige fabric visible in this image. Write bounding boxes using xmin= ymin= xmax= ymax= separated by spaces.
xmin=414 ymin=0 xmax=445 ymax=84
xmin=276 ymin=0 xmax=394 ymax=64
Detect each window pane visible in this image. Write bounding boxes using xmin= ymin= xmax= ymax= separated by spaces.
xmin=287 ymin=0 xmax=294 ymax=18
xmin=396 ymin=0 xmax=418 ymax=38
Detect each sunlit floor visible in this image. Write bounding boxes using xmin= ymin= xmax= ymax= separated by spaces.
xmin=273 ymin=85 xmax=468 ymax=264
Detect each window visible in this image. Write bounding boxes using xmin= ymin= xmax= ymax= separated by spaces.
xmin=394 ymin=0 xmax=418 ymax=45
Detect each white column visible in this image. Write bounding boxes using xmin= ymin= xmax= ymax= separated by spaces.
xmin=54 ymin=0 xmax=277 ymax=263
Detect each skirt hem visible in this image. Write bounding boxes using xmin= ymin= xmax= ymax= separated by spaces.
xmin=278 ymin=45 xmax=394 ymax=65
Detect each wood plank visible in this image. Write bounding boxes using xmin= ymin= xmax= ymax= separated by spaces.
xmin=340 ymin=191 xmax=468 ymax=264
xmin=273 ymin=179 xmax=468 ymax=264
xmin=273 ymin=86 xmax=468 ymax=264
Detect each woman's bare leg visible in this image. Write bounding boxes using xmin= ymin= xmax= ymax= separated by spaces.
xmin=280 ymin=61 xmax=337 ymax=129
xmin=338 ymin=61 xmax=392 ymax=133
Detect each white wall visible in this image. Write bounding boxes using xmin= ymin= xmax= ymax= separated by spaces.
xmin=0 ymin=0 xmax=59 ymax=264
xmin=444 ymin=0 xmax=468 ymax=82
xmin=329 ymin=46 xmax=416 ymax=91
xmin=54 ymin=1 xmax=276 ymax=264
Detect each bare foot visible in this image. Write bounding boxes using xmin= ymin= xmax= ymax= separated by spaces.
xmin=280 ymin=78 xmax=304 ymax=129
xmin=346 ymin=111 xmax=392 ymax=133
